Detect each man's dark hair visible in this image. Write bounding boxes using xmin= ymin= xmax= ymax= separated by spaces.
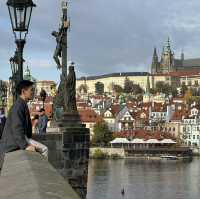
xmin=16 ymin=80 xmax=34 ymax=95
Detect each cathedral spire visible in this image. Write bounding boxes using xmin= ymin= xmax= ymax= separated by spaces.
xmin=181 ymin=49 xmax=184 ymax=61
xmin=153 ymin=47 xmax=158 ymax=58
xmin=164 ymin=37 xmax=172 ymax=53
xmin=151 ymin=47 xmax=159 ymax=74
xmin=146 ymin=74 xmax=150 ymax=93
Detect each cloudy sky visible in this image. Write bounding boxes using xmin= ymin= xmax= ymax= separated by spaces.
xmin=1 ymin=0 xmax=200 ymax=83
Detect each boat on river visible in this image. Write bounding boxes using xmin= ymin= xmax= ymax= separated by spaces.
xmin=160 ymin=155 xmax=178 ymax=160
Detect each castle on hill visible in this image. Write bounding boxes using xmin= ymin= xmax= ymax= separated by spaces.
xmin=151 ymin=38 xmax=200 ymax=74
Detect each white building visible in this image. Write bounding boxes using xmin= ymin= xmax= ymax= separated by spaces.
xmin=181 ymin=118 xmax=200 ymax=147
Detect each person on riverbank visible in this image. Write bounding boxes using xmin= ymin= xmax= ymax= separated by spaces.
xmin=0 ymin=80 xmax=48 ymax=158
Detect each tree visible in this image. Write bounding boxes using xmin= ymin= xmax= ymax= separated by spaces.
xmin=132 ymin=84 xmax=144 ymax=95
xmin=155 ymin=81 xmax=169 ymax=94
xmin=112 ymin=84 xmax=123 ymax=94
xmin=92 ymin=121 xmax=113 ymax=146
xmin=155 ymin=81 xmax=177 ymax=96
xmin=124 ymin=77 xmax=134 ymax=93
xmin=95 ymin=82 xmax=104 ymax=95
xmin=181 ymin=84 xmax=188 ymax=96
xmin=78 ymin=84 xmax=88 ymax=94
xmin=123 ymin=77 xmax=144 ymax=95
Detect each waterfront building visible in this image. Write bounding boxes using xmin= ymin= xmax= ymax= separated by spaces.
xmin=180 ymin=107 xmax=200 ymax=147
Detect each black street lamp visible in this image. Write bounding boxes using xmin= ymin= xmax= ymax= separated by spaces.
xmin=9 ymin=50 xmax=19 ymax=102
xmin=7 ymin=0 xmax=36 ymax=82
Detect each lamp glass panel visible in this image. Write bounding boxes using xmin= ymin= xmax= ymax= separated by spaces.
xmin=8 ymin=6 xmax=16 ymax=31
xmin=16 ymin=7 xmax=26 ymax=31
xmin=25 ymin=6 xmax=32 ymax=30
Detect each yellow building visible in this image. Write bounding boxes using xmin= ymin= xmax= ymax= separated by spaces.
xmin=36 ymin=81 xmax=56 ymax=96
xmin=77 ymin=72 xmax=171 ymax=94
xmin=77 ymin=72 xmax=151 ymax=94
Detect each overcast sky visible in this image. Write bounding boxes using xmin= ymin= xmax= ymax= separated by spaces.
xmin=1 ymin=0 xmax=200 ymax=83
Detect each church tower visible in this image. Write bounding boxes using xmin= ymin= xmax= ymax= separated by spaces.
xmin=151 ymin=47 xmax=159 ymax=74
xmin=181 ymin=49 xmax=184 ymax=61
xmin=160 ymin=37 xmax=174 ymax=73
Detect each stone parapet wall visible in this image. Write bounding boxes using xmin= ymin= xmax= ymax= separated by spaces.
xmin=32 ymin=133 xmax=63 ymax=170
xmin=0 ymin=150 xmax=80 ymax=199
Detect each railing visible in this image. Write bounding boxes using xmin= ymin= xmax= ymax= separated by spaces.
xmin=0 ymin=150 xmax=80 ymax=199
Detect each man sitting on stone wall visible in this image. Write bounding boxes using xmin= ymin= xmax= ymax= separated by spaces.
xmin=0 ymin=80 xmax=48 ymax=158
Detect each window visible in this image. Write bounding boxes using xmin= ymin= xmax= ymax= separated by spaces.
xmin=195 ymin=80 xmax=199 ymax=86
xmin=197 ymin=135 xmax=199 ymax=139
xmin=193 ymin=135 xmax=195 ymax=139
xmin=173 ymin=127 xmax=175 ymax=131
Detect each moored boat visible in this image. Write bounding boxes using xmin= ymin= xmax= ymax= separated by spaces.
xmin=160 ymin=155 xmax=178 ymax=160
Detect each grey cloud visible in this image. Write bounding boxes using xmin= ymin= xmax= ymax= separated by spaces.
xmin=1 ymin=0 xmax=200 ymax=81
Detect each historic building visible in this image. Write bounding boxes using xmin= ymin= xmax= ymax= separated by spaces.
xmin=77 ymin=72 xmax=152 ymax=94
xmin=151 ymin=38 xmax=200 ymax=74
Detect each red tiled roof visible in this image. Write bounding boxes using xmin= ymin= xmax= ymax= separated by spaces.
xmin=154 ymin=70 xmax=200 ymax=77
xmin=37 ymin=80 xmax=56 ymax=84
xmin=171 ymin=109 xmax=189 ymax=121
xmin=110 ymin=104 xmax=121 ymax=116
xmin=78 ymin=109 xmax=103 ymax=123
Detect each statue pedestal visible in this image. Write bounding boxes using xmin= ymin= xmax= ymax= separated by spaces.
xmin=58 ymin=112 xmax=90 ymax=199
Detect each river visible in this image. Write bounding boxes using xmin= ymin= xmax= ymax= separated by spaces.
xmin=87 ymin=158 xmax=200 ymax=199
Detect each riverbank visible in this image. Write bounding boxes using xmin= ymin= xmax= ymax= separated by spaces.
xmin=90 ymin=147 xmax=193 ymax=160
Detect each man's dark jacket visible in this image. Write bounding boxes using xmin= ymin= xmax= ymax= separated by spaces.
xmin=0 ymin=97 xmax=32 ymax=153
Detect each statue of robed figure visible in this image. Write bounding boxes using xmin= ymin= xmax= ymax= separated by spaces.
xmin=64 ymin=64 xmax=77 ymax=113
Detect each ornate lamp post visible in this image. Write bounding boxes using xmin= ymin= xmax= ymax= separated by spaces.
xmin=7 ymin=0 xmax=36 ymax=82
xmin=9 ymin=50 xmax=19 ymax=102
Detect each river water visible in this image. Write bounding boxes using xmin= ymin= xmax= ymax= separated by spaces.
xmin=87 ymin=158 xmax=200 ymax=199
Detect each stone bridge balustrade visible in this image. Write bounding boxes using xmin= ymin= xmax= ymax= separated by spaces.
xmin=0 ymin=150 xmax=80 ymax=199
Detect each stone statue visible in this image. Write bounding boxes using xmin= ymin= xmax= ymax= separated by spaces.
xmin=52 ymin=19 xmax=70 ymax=69
xmin=64 ymin=64 xmax=77 ymax=113
xmin=52 ymin=28 xmax=64 ymax=69
xmin=52 ymin=3 xmax=70 ymax=120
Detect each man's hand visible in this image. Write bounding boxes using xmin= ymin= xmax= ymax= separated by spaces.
xmin=25 ymin=145 xmax=36 ymax=152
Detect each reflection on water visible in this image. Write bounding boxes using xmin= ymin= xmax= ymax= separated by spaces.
xmin=87 ymin=158 xmax=200 ymax=199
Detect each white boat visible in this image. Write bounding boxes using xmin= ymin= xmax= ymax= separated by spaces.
xmin=160 ymin=155 xmax=178 ymax=160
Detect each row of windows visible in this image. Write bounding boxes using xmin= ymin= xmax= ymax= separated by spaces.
xmin=151 ymin=113 xmax=166 ymax=117
xmin=182 ymin=80 xmax=199 ymax=86
xmin=187 ymin=135 xmax=200 ymax=139
xmin=165 ymin=127 xmax=176 ymax=132
xmin=183 ymin=126 xmax=200 ymax=131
